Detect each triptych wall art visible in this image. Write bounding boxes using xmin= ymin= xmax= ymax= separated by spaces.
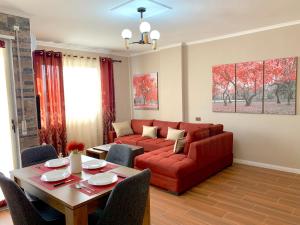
xmin=212 ymin=57 xmax=297 ymax=115
xmin=133 ymin=72 xmax=159 ymax=110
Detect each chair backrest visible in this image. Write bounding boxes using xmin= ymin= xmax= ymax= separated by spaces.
xmin=98 ymin=169 xmax=151 ymax=225
xmin=0 ymin=173 xmax=44 ymax=225
xmin=106 ymin=144 xmax=134 ymax=167
xmin=21 ymin=145 xmax=58 ymax=167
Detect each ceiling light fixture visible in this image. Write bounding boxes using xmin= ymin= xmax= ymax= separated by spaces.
xmin=121 ymin=7 xmax=160 ymax=50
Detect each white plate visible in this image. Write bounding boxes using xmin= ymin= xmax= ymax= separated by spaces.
xmin=88 ymin=172 xmax=118 ymax=186
xmin=44 ymin=158 xmax=69 ymax=168
xmin=82 ymin=159 xmax=107 ymax=170
xmin=40 ymin=169 xmax=71 ymax=182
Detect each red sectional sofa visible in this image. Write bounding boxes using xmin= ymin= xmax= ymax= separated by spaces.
xmin=109 ymin=119 xmax=233 ymax=194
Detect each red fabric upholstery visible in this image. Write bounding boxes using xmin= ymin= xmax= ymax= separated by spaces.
xmin=143 ymin=154 xmax=233 ymax=193
xmin=179 ymin=122 xmax=223 ymax=137
xmin=153 ymin=120 xmax=180 ymax=138
xmin=134 ymin=146 xmax=198 ymax=179
xmin=134 ymin=130 xmax=233 ymax=194
xmin=110 ymin=119 xmax=233 ymax=194
xmin=115 ymin=135 xmax=149 ymax=145
xmin=184 ymin=128 xmax=210 ymax=154
xmin=131 ymin=119 xmax=153 ymax=134
xmin=188 ymin=132 xmax=233 ymax=167
xmin=137 ymin=138 xmax=174 ymax=152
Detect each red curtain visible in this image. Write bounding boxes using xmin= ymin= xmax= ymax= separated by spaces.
xmin=100 ymin=57 xmax=116 ymax=144
xmin=33 ymin=50 xmax=67 ymax=155
xmin=0 ymin=40 xmax=5 ymax=48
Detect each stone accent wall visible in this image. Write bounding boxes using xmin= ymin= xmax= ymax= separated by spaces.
xmin=0 ymin=13 xmax=38 ymax=150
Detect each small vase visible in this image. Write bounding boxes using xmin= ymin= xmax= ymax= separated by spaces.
xmin=69 ymin=151 xmax=82 ymax=174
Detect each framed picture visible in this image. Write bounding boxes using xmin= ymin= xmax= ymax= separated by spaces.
xmin=133 ymin=72 xmax=159 ymax=110
xmin=212 ymin=64 xmax=236 ymax=112
xmin=264 ymin=57 xmax=297 ymax=115
xmin=236 ymin=61 xmax=264 ymax=114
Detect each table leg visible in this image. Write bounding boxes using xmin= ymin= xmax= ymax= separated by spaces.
xmin=142 ymin=191 xmax=151 ymax=225
xmin=65 ymin=205 xmax=88 ymax=225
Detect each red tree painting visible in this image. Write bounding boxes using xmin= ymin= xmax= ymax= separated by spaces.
xmin=212 ymin=64 xmax=236 ymax=112
xmin=264 ymin=57 xmax=297 ymax=115
xmin=236 ymin=61 xmax=264 ymax=113
xmin=133 ymin=72 xmax=158 ymax=110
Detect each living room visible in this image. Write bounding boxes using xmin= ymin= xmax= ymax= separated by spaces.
xmin=0 ymin=0 xmax=300 ymax=225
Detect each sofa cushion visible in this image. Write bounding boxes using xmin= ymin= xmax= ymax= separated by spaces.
xmin=153 ymin=120 xmax=180 ymax=138
xmin=131 ymin=119 xmax=153 ymax=134
xmin=179 ymin=122 xmax=223 ymax=136
xmin=142 ymin=126 xmax=157 ymax=138
xmin=209 ymin=124 xmax=224 ymax=136
xmin=135 ymin=146 xmax=198 ymax=179
xmin=166 ymin=127 xmax=185 ymax=141
xmin=112 ymin=121 xmax=133 ymax=137
xmin=137 ymin=138 xmax=175 ymax=152
xmin=115 ymin=134 xmax=149 ymax=145
xmin=184 ymin=128 xmax=210 ymax=154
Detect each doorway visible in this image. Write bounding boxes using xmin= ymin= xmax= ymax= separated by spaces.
xmin=0 ymin=39 xmax=19 ymax=202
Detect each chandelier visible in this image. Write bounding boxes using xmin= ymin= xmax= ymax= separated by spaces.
xmin=121 ymin=7 xmax=160 ymax=50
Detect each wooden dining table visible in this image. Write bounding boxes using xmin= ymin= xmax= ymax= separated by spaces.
xmin=10 ymin=155 xmax=150 ymax=225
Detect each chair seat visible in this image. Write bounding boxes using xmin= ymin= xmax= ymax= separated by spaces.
xmin=32 ymin=201 xmax=65 ymax=225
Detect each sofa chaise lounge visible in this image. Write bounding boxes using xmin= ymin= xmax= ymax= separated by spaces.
xmin=109 ymin=119 xmax=233 ymax=194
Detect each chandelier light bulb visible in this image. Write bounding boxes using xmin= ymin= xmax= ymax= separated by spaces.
xmin=150 ymin=30 xmax=160 ymax=40
xmin=139 ymin=21 xmax=151 ymax=33
xmin=121 ymin=29 xmax=132 ymax=39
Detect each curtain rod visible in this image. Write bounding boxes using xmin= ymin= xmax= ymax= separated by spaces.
xmin=63 ymin=54 xmax=122 ymax=63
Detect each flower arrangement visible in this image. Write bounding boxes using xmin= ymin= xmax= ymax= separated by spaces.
xmin=66 ymin=141 xmax=85 ymax=154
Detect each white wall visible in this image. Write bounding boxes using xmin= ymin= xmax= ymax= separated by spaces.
xmin=130 ymin=46 xmax=183 ymax=121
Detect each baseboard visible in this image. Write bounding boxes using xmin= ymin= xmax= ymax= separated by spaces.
xmin=233 ymin=158 xmax=300 ymax=174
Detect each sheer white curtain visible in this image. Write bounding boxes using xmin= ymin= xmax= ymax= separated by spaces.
xmin=63 ymin=56 xmax=102 ymax=148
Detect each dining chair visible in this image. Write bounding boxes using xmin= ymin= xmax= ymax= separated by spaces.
xmin=21 ymin=144 xmax=58 ymax=168
xmin=106 ymin=144 xmax=134 ymax=167
xmin=0 ymin=172 xmax=65 ymax=225
xmin=89 ymin=169 xmax=151 ymax=225
xmin=21 ymin=144 xmax=59 ymax=202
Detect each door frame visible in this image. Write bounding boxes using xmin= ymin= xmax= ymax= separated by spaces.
xmin=1 ymin=38 xmax=21 ymax=169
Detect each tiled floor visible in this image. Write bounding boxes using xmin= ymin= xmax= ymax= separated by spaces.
xmin=1 ymin=163 xmax=300 ymax=225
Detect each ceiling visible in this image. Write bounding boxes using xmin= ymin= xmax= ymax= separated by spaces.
xmin=1 ymin=0 xmax=300 ymax=55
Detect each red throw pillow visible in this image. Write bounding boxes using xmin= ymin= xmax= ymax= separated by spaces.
xmin=183 ymin=128 xmax=210 ymax=154
xmin=131 ymin=119 xmax=153 ymax=134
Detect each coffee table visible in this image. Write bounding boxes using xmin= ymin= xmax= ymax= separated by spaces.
xmin=86 ymin=143 xmax=144 ymax=161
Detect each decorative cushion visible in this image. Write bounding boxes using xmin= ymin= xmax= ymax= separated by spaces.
xmin=153 ymin=120 xmax=180 ymax=138
xmin=131 ymin=119 xmax=153 ymax=134
xmin=183 ymin=128 xmax=210 ymax=154
xmin=166 ymin=127 xmax=185 ymax=141
xmin=173 ymin=138 xmax=185 ymax=153
xmin=112 ymin=121 xmax=134 ymax=137
xmin=142 ymin=126 xmax=157 ymax=138
xmin=179 ymin=122 xmax=223 ymax=137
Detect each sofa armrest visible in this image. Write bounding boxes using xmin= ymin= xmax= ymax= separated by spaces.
xmin=108 ymin=130 xmax=117 ymax=143
xmin=188 ymin=132 xmax=233 ymax=167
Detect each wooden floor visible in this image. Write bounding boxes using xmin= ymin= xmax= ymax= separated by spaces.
xmin=1 ymin=163 xmax=300 ymax=225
